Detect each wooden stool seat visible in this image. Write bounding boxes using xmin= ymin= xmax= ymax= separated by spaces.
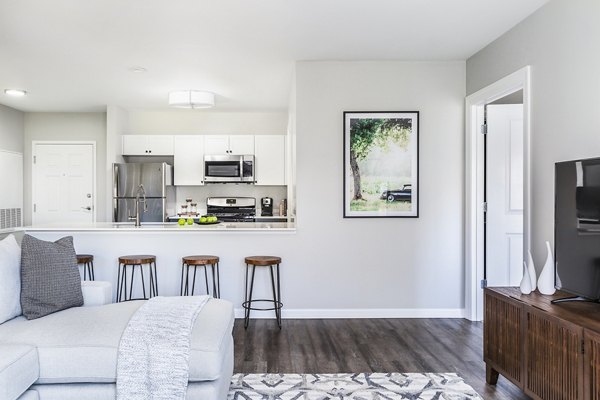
xmin=76 ymin=254 xmax=93 ymax=264
xmin=245 ymin=256 xmax=282 ymax=266
xmin=76 ymin=254 xmax=95 ymax=281
xmin=118 ymin=255 xmax=156 ymax=265
xmin=182 ymin=255 xmax=219 ymax=265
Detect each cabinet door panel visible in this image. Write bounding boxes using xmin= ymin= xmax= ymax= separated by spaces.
xmin=174 ymin=136 xmax=204 ymax=185
xmin=204 ymin=136 xmax=230 ymax=155
xmin=525 ymin=308 xmax=583 ymax=400
xmin=254 ymin=135 xmax=285 ymax=186
xmin=229 ymin=135 xmax=254 ymax=155
xmin=147 ymin=135 xmax=174 ymax=155
xmin=484 ymin=290 xmax=523 ymax=387
xmin=122 ymin=135 xmax=148 ymax=155
xmin=585 ymin=329 xmax=600 ymax=400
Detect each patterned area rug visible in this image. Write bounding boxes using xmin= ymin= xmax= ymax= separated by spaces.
xmin=228 ymin=373 xmax=483 ymax=399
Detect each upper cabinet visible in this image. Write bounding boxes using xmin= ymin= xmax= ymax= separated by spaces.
xmin=122 ymin=135 xmax=174 ymax=156
xmin=204 ymin=135 xmax=254 ymax=155
xmin=173 ymin=136 xmax=204 ymax=186
xmin=254 ymin=135 xmax=285 ymax=186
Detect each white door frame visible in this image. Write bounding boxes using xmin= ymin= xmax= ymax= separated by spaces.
xmin=464 ymin=66 xmax=531 ymax=321
xmin=32 ymin=141 xmax=97 ymax=224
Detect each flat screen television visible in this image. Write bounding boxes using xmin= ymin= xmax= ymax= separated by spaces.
xmin=555 ymin=157 xmax=600 ymax=301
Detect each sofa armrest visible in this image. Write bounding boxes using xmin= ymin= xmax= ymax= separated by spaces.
xmin=0 ymin=345 xmax=38 ymax=400
xmin=81 ymin=281 xmax=112 ymax=307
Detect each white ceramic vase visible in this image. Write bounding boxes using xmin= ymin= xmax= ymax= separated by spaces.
xmin=520 ymin=261 xmax=532 ymax=294
xmin=537 ymin=241 xmax=556 ymax=295
xmin=527 ymin=250 xmax=537 ymax=291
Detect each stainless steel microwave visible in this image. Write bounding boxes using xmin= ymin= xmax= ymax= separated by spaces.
xmin=204 ymin=154 xmax=255 ymax=183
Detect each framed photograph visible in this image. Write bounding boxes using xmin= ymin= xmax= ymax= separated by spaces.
xmin=343 ymin=111 xmax=419 ymax=218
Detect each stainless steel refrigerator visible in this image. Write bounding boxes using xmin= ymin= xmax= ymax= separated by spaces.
xmin=113 ymin=163 xmax=174 ymax=223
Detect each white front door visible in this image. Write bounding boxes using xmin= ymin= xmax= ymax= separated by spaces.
xmin=33 ymin=143 xmax=95 ymax=225
xmin=486 ymin=104 xmax=524 ymax=287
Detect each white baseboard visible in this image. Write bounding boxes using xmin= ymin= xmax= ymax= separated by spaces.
xmin=234 ymin=308 xmax=466 ymax=319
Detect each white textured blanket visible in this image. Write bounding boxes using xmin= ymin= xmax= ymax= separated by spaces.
xmin=116 ymin=295 xmax=210 ymax=400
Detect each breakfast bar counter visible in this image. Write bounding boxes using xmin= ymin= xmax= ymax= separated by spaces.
xmin=23 ymin=221 xmax=296 ymax=233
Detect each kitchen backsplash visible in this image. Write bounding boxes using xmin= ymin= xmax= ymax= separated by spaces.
xmin=175 ymin=185 xmax=287 ymax=215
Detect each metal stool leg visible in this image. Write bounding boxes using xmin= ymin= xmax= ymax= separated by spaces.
xmin=276 ymin=263 xmax=282 ymax=328
xmin=204 ymin=265 xmax=210 ymax=295
xmin=211 ymin=264 xmax=217 ymax=298
xmin=244 ymin=265 xmax=257 ymax=329
xmin=269 ymin=264 xmax=282 ymax=329
xmin=128 ymin=265 xmax=136 ymax=301
xmin=149 ymin=262 xmax=155 ymax=298
xmin=140 ymin=264 xmax=147 ymax=299
xmin=184 ymin=264 xmax=190 ymax=296
xmin=122 ymin=264 xmax=128 ymax=301
xmin=117 ymin=263 xmax=122 ymax=302
xmin=90 ymin=261 xmax=95 ymax=281
xmin=152 ymin=261 xmax=158 ymax=296
xmin=191 ymin=265 xmax=198 ymax=295
xmin=216 ymin=263 xmax=221 ymax=299
xmin=180 ymin=262 xmax=185 ymax=296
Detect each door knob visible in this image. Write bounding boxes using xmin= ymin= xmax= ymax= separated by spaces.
xmin=81 ymin=206 xmax=92 ymax=211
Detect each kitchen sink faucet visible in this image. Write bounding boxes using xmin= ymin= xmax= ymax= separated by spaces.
xmin=128 ymin=184 xmax=147 ymax=227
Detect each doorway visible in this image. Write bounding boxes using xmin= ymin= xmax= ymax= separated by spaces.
xmin=32 ymin=142 xmax=96 ymax=225
xmin=465 ymin=67 xmax=531 ymax=321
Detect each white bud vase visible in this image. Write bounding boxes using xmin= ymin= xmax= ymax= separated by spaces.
xmin=537 ymin=241 xmax=556 ymax=295
xmin=527 ymin=250 xmax=537 ymax=291
xmin=520 ymin=261 xmax=532 ymax=294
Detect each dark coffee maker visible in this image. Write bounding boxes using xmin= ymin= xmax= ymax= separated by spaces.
xmin=261 ymin=197 xmax=273 ymax=216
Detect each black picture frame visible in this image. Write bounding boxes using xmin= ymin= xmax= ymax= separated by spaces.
xmin=343 ymin=111 xmax=419 ymax=218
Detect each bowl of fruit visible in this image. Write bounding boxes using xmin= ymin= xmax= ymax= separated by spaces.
xmin=196 ymin=215 xmax=220 ymax=225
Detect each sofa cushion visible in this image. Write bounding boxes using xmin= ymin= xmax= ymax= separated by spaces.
xmin=0 ymin=344 xmax=39 ymax=400
xmin=20 ymin=235 xmax=83 ymax=320
xmin=0 ymin=234 xmax=22 ymax=324
xmin=0 ymin=298 xmax=234 ymax=384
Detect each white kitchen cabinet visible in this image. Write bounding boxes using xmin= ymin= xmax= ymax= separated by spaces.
xmin=254 ymin=135 xmax=286 ymax=186
xmin=173 ymin=136 xmax=204 ymax=185
xmin=122 ymin=135 xmax=174 ymax=156
xmin=204 ymin=135 xmax=254 ymax=155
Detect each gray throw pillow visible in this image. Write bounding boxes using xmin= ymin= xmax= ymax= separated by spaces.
xmin=20 ymin=235 xmax=83 ymax=320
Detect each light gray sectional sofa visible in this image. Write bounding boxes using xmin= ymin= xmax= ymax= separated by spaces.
xmin=0 ymin=283 xmax=235 ymax=400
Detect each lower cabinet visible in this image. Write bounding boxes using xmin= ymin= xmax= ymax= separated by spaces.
xmin=484 ymin=287 xmax=599 ymax=400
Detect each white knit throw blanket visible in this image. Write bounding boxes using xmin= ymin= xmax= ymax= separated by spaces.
xmin=116 ymin=295 xmax=210 ymax=400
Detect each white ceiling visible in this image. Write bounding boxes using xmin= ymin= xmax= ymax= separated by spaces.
xmin=0 ymin=0 xmax=548 ymax=112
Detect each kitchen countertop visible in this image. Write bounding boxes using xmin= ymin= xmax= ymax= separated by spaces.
xmin=22 ymin=221 xmax=296 ymax=232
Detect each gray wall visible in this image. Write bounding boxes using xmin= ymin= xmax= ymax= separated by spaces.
xmin=0 ymin=104 xmax=24 ymax=153
xmin=23 ymin=113 xmax=107 ymax=224
xmin=466 ymin=0 xmax=600 ymax=266
xmin=294 ymin=61 xmax=466 ymax=310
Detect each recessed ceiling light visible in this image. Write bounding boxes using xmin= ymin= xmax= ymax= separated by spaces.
xmin=4 ymin=89 xmax=27 ymax=97
xmin=128 ymin=66 xmax=147 ymax=73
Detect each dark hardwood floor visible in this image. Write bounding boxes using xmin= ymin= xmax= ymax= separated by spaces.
xmin=233 ymin=318 xmax=530 ymax=400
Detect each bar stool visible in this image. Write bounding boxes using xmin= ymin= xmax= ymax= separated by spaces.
xmin=117 ymin=255 xmax=158 ymax=302
xmin=76 ymin=254 xmax=95 ymax=281
xmin=243 ymin=256 xmax=282 ymax=329
xmin=180 ymin=255 xmax=220 ymax=298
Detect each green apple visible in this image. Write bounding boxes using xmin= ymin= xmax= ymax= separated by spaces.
xmin=187 ymin=218 xmax=194 ymax=225
xmin=200 ymin=216 xmax=208 ymax=223
xmin=210 ymin=216 xmax=218 ymax=223
xmin=178 ymin=218 xmax=185 ymax=226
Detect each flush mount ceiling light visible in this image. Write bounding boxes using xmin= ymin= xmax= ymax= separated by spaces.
xmin=168 ymin=90 xmax=215 ymax=109
xmin=4 ymin=89 xmax=27 ymax=97
xmin=128 ymin=66 xmax=147 ymax=73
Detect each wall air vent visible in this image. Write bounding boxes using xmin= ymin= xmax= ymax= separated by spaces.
xmin=0 ymin=208 xmax=22 ymax=229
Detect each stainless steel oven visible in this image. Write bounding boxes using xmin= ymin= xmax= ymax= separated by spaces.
xmin=204 ymin=155 xmax=255 ymax=183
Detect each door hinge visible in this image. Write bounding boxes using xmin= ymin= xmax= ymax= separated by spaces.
xmin=481 ymin=123 xmax=488 ymax=134
xmin=481 ymin=279 xmax=488 ymax=289
xmin=482 ymin=202 xmax=488 ymax=213
xmin=33 ymin=155 xmax=36 ymax=164
xmin=33 ymin=204 xmax=36 ymax=212
xmin=582 ymin=339 xmax=585 ymax=355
